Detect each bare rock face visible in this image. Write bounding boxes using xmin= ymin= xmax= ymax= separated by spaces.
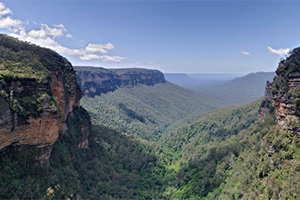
xmin=66 ymin=106 xmax=91 ymax=150
xmin=259 ymin=81 xmax=273 ymax=120
xmin=0 ymin=34 xmax=90 ymax=164
xmin=260 ymin=47 xmax=300 ymax=133
xmin=75 ymin=66 xmax=166 ymax=97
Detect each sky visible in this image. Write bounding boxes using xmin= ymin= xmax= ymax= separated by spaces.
xmin=0 ymin=1 xmax=300 ymax=73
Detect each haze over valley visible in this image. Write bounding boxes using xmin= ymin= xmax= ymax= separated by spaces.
xmin=1 ymin=1 xmax=300 ymax=200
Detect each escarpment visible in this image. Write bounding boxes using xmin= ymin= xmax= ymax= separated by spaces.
xmin=75 ymin=66 xmax=166 ymax=97
xmin=0 ymin=34 xmax=91 ymax=163
xmin=260 ymin=47 xmax=300 ymax=133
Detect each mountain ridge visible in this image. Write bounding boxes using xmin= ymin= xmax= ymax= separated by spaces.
xmin=75 ymin=66 xmax=166 ymax=97
xmin=193 ymin=71 xmax=275 ymax=105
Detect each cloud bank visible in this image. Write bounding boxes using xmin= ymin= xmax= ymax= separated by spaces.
xmin=0 ymin=2 xmax=125 ymax=62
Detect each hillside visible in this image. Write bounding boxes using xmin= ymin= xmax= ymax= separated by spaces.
xmin=81 ymin=82 xmax=222 ymax=140
xmin=152 ymin=47 xmax=300 ymax=199
xmin=193 ymin=72 xmax=275 ymax=105
xmin=75 ymin=66 xmax=165 ymax=97
xmin=155 ymin=97 xmax=299 ymax=199
xmin=2 ymin=34 xmax=300 ymax=200
xmin=0 ymin=34 xmax=166 ymax=200
xmin=157 ymin=100 xmax=262 ymax=199
xmin=156 ymin=101 xmax=300 ymax=199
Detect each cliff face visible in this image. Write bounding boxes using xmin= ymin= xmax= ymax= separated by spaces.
xmin=75 ymin=66 xmax=166 ymax=97
xmin=0 ymin=34 xmax=90 ymax=163
xmin=260 ymin=47 xmax=300 ymax=133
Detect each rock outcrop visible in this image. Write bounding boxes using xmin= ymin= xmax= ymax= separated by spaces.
xmin=0 ymin=34 xmax=91 ymax=164
xmin=260 ymin=47 xmax=300 ymax=133
xmin=75 ymin=66 xmax=166 ymax=97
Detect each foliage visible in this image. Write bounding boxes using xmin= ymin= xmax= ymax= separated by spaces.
xmin=81 ymin=82 xmax=222 ymax=140
xmin=3 ymin=94 xmax=300 ymax=199
xmin=0 ymin=34 xmax=73 ymax=82
xmin=156 ymin=100 xmax=261 ymax=199
xmin=2 ymin=34 xmax=300 ymax=199
xmin=0 ymin=109 xmax=165 ymax=199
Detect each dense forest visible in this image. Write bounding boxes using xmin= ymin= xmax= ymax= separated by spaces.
xmin=2 ymin=33 xmax=300 ymax=200
xmin=3 ymin=96 xmax=299 ymax=199
xmin=81 ymin=82 xmax=222 ymax=140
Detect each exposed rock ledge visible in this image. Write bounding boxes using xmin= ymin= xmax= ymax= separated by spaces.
xmin=260 ymin=47 xmax=300 ymax=134
xmin=75 ymin=66 xmax=166 ymax=97
xmin=0 ymin=34 xmax=91 ymax=164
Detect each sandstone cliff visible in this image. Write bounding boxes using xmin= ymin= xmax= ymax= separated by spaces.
xmin=0 ymin=34 xmax=91 ymax=164
xmin=75 ymin=66 xmax=166 ymax=97
xmin=260 ymin=47 xmax=300 ymax=133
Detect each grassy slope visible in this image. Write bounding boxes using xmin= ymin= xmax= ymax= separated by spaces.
xmin=81 ymin=82 xmax=223 ymax=140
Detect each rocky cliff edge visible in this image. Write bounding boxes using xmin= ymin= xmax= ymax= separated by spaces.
xmin=0 ymin=34 xmax=91 ymax=164
xmin=75 ymin=66 xmax=166 ymax=97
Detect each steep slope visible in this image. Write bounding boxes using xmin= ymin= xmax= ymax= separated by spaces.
xmin=260 ymin=48 xmax=300 ymax=133
xmin=157 ymin=100 xmax=262 ymax=199
xmin=3 ymin=34 xmax=300 ymax=200
xmin=0 ymin=125 xmax=165 ymax=199
xmin=193 ymin=72 xmax=275 ymax=105
xmin=0 ymin=35 xmax=165 ymax=199
xmin=155 ymin=47 xmax=300 ymax=200
xmin=75 ymin=66 xmax=165 ymax=97
xmin=81 ymin=82 xmax=223 ymax=140
xmin=0 ymin=34 xmax=90 ymax=163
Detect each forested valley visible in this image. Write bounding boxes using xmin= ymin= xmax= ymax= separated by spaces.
xmin=1 ymin=31 xmax=300 ymax=200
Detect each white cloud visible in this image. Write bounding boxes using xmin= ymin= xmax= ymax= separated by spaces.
xmin=42 ymin=24 xmax=66 ymax=38
xmin=0 ymin=16 xmax=23 ymax=32
xmin=28 ymin=29 xmax=47 ymax=39
xmin=0 ymin=2 xmax=125 ymax=62
xmin=80 ymin=54 xmax=125 ymax=62
xmin=0 ymin=2 xmax=11 ymax=16
xmin=267 ymin=46 xmax=291 ymax=56
xmin=0 ymin=3 xmax=23 ymax=32
xmin=242 ymin=51 xmax=250 ymax=56
xmin=85 ymin=43 xmax=114 ymax=54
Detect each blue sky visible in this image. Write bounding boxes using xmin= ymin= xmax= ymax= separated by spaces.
xmin=0 ymin=1 xmax=300 ymax=73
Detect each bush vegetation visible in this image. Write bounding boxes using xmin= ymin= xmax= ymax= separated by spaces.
xmin=81 ymin=82 xmax=222 ymax=140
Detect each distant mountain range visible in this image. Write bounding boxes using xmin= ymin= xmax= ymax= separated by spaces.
xmin=164 ymin=73 xmax=243 ymax=87
xmin=165 ymin=72 xmax=275 ymax=105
